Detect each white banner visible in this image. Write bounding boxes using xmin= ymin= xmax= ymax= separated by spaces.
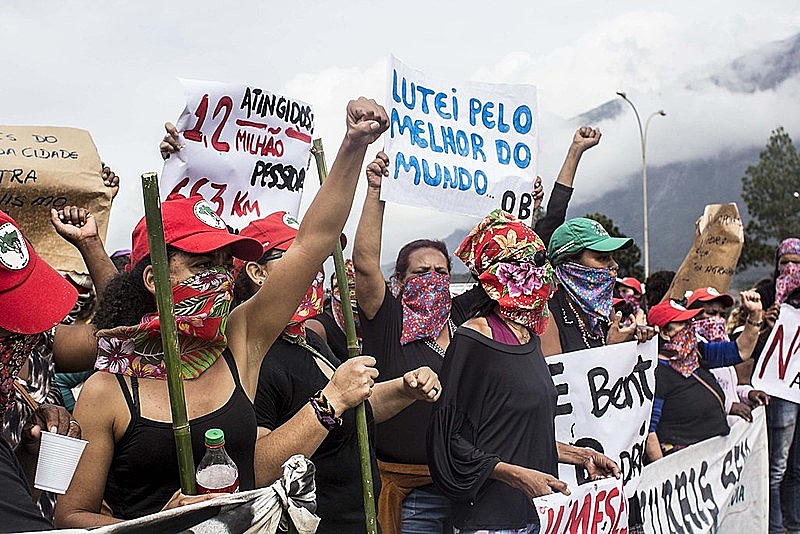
xmin=535 ymin=477 xmax=628 ymax=534
xmin=161 ymin=79 xmax=314 ymax=230
xmin=636 ymin=407 xmax=768 ymax=534
xmin=549 ymin=339 xmax=658 ymax=495
xmin=752 ymin=303 xmax=800 ymax=403
xmin=383 ymin=56 xmax=537 ymax=220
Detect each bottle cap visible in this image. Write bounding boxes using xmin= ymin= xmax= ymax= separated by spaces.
xmin=205 ymin=428 xmax=225 ymax=446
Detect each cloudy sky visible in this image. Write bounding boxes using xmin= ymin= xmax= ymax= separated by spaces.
xmin=3 ymin=0 xmax=800 ymax=264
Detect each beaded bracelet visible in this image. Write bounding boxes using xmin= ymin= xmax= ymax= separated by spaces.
xmin=309 ymin=390 xmax=342 ymax=431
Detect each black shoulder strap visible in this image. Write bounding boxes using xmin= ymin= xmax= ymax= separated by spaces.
xmin=115 ymin=375 xmax=141 ymax=417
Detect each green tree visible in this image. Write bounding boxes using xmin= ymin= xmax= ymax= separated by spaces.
xmin=740 ymin=127 xmax=800 ymax=269
xmin=584 ymin=212 xmax=645 ymax=280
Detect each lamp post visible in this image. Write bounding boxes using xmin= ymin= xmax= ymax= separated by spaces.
xmin=617 ymin=91 xmax=665 ymax=279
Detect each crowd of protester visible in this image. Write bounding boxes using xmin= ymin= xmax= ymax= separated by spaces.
xmin=0 ymin=97 xmax=797 ymax=534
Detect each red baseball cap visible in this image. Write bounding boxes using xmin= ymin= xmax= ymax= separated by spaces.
xmin=617 ymin=277 xmax=643 ymax=296
xmin=647 ymin=300 xmax=702 ymax=328
xmin=128 ymin=195 xmax=263 ymax=270
xmin=686 ymin=287 xmax=734 ymax=309
xmin=0 ymin=211 xmax=78 ymax=334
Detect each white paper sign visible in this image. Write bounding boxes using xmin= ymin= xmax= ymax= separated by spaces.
xmin=383 ymin=56 xmax=537 ymax=220
xmin=161 ymin=79 xmax=314 ymax=229
xmin=549 ymin=339 xmax=658 ymax=495
xmin=636 ymin=408 xmax=768 ymax=534
xmin=535 ymin=477 xmax=628 ymax=534
xmin=752 ymin=303 xmax=800 ymax=403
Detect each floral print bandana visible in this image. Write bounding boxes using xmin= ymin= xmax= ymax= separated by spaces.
xmin=693 ymin=315 xmax=729 ymax=342
xmin=776 ymin=256 xmax=800 ymax=306
xmin=556 ymin=262 xmax=616 ymax=336
xmin=456 ymin=209 xmax=554 ymax=335
xmin=283 ymin=271 xmax=325 ymax=338
xmin=391 ymin=271 xmax=452 ymax=345
xmin=663 ymin=324 xmax=701 ymax=377
xmin=0 ymin=334 xmax=41 ymax=417
xmin=95 ymin=267 xmax=234 ymax=380
xmin=331 ymin=260 xmax=362 ymax=347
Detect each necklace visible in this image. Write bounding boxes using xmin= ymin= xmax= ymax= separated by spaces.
xmin=423 ymin=319 xmax=456 ymax=358
xmin=503 ymin=318 xmax=531 ymax=343
xmin=564 ymin=296 xmax=604 ymax=349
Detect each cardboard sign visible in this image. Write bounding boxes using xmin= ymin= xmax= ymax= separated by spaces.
xmin=383 ymin=56 xmax=537 ymax=220
xmin=636 ymin=408 xmax=768 ymax=534
xmin=0 ymin=126 xmax=109 ymax=274
xmin=752 ymin=304 xmax=800 ymax=402
xmin=161 ymin=79 xmax=314 ymax=230
xmin=535 ymin=477 xmax=628 ymax=534
xmin=549 ymin=339 xmax=658 ymax=496
xmin=667 ymin=203 xmax=744 ymax=302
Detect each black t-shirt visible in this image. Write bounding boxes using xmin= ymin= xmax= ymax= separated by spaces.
xmin=548 ymin=286 xmax=608 ymax=353
xmin=359 ymin=286 xmax=477 ymax=464
xmin=254 ymin=330 xmax=380 ymax=534
xmin=428 ymin=328 xmax=558 ymax=530
xmin=313 ymin=311 xmax=350 ymax=362
xmin=0 ymin=437 xmax=52 ymax=532
xmin=654 ymin=362 xmax=729 ymax=446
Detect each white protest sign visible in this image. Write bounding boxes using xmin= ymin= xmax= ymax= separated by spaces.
xmin=535 ymin=477 xmax=628 ymax=534
xmin=548 ymin=339 xmax=657 ymax=495
xmin=752 ymin=303 xmax=800 ymax=402
xmin=383 ymin=56 xmax=537 ymax=220
xmin=161 ymin=79 xmax=314 ymax=230
xmin=636 ymin=408 xmax=768 ymax=534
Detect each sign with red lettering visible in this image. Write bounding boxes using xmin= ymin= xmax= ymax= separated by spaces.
xmin=161 ymin=79 xmax=314 ymax=229
xmin=384 ymin=56 xmax=537 ymax=220
xmin=548 ymin=340 xmax=657 ymax=496
xmin=535 ymin=477 xmax=628 ymax=534
xmin=0 ymin=126 xmax=111 ymax=274
xmin=752 ymin=304 xmax=800 ymax=402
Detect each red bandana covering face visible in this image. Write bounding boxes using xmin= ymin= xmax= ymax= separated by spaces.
xmin=456 ymin=209 xmax=554 ymax=335
xmin=331 ymin=260 xmax=362 ymax=347
xmin=777 ymin=259 xmax=800 ymax=304
xmin=693 ymin=316 xmax=729 ymax=342
xmin=283 ymin=271 xmax=325 ymax=338
xmin=663 ymin=324 xmax=700 ymax=377
xmin=0 ymin=334 xmax=41 ymax=417
xmin=392 ymin=271 xmax=452 ymax=345
xmin=95 ymin=268 xmax=233 ymax=380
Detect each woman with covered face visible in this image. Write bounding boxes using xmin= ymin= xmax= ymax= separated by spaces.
xmin=427 ymin=210 xmax=619 ymax=534
xmin=644 ymin=292 xmax=763 ymax=462
xmin=55 ymin=98 xmax=389 ymax=527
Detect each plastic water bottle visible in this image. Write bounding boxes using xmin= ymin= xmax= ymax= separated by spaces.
xmin=196 ymin=428 xmax=239 ymax=494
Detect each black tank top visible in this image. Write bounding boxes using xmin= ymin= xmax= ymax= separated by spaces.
xmin=104 ymin=349 xmax=257 ymax=520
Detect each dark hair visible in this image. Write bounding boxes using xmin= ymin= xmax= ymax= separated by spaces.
xmin=92 ymin=247 xmax=179 ymax=329
xmin=231 ymin=250 xmax=272 ymax=309
xmin=644 ymin=270 xmax=675 ymax=309
xmin=393 ymin=239 xmax=451 ymax=280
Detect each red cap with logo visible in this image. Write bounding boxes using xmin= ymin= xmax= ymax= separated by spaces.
xmin=128 ymin=195 xmax=263 ymax=270
xmin=686 ymin=287 xmax=734 ymax=309
xmin=617 ymin=276 xmax=643 ymax=296
xmin=647 ymin=300 xmax=702 ymax=328
xmin=0 ymin=211 xmax=78 ymax=334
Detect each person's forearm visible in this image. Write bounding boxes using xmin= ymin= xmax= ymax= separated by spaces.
xmin=74 ymin=236 xmax=118 ymax=301
xmin=353 ymin=186 xmax=385 ymax=276
xmin=645 ymin=432 xmax=663 ymax=462
xmin=57 ymin=510 xmax=121 ymax=528
xmin=736 ymin=310 xmax=765 ymax=360
xmin=370 ymin=378 xmax=414 ymax=424
xmin=254 ymin=405 xmax=329 ymax=487
xmin=556 ymin=442 xmax=592 ymax=466
xmin=554 ymin=145 xmax=585 ymax=187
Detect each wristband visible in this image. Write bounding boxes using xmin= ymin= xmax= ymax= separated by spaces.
xmin=746 ymin=318 xmax=764 ymax=328
xmin=309 ymin=390 xmax=342 ymax=431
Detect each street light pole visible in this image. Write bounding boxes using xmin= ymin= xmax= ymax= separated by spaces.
xmin=617 ymin=91 xmax=665 ymax=279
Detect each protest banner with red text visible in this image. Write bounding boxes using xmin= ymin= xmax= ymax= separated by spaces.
xmin=637 ymin=408 xmax=768 ymax=534
xmin=0 ymin=126 xmax=109 ymax=274
xmin=549 ymin=339 xmax=658 ymax=496
xmin=752 ymin=303 xmax=800 ymax=402
xmin=161 ymin=79 xmax=314 ymax=230
xmin=383 ymin=56 xmax=537 ymax=220
xmin=535 ymin=477 xmax=628 ymax=534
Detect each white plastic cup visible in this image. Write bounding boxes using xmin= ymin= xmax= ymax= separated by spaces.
xmin=34 ymin=430 xmax=88 ymax=494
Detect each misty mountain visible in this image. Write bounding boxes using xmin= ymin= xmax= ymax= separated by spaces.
xmin=706 ymin=32 xmax=800 ymax=92
xmin=571 ymin=99 xmax=624 ymax=125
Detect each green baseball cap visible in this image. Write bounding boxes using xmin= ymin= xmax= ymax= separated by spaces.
xmin=547 ymin=217 xmax=633 ymax=265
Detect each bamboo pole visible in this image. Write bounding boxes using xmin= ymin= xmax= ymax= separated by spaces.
xmin=141 ymin=172 xmax=197 ymax=495
xmin=311 ymin=139 xmax=377 ymax=534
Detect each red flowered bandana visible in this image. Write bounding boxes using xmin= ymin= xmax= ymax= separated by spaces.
xmin=95 ymin=268 xmax=233 ymax=380
xmin=777 ymin=261 xmax=800 ymax=304
xmin=664 ymin=325 xmax=700 ymax=377
xmin=392 ymin=271 xmax=452 ymax=345
xmin=284 ymin=271 xmax=325 ymax=338
xmin=456 ymin=209 xmax=554 ymax=335
xmin=693 ymin=316 xmax=729 ymax=342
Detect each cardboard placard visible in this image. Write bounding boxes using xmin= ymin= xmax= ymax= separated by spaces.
xmin=0 ymin=126 xmax=109 ymax=274
xmin=667 ymin=203 xmax=744 ymax=302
